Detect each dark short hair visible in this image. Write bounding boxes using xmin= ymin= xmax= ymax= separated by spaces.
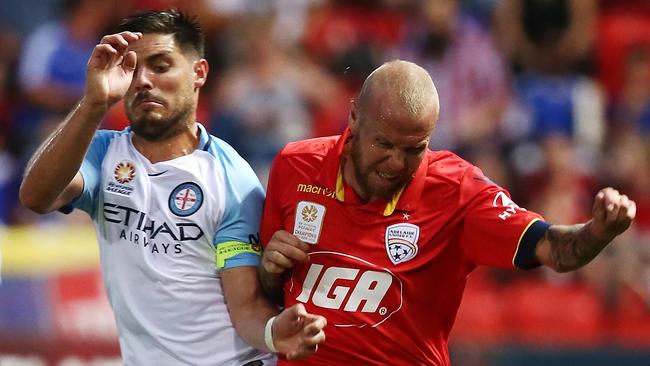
xmin=116 ymin=9 xmax=204 ymax=58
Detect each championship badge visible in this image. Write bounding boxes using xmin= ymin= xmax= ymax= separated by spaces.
xmin=293 ymin=201 xmax=326 ymax=244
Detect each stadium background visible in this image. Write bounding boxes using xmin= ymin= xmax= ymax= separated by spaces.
xmin=1 ymin=0 xmax=649 ymax=365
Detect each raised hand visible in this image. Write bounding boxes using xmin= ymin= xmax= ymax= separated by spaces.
xmin=589 ymin=187 xmax=636 ymax=241
xmin=536 ymin=187 xmax=637 ymax=272
xmin=272 ymin=303 xmax=327 ymax=360
xmin=85 ymin=31 xmax=142 ymax=109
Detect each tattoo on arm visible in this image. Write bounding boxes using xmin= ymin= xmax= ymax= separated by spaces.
xmin=545 ymin=221 xmax=612 ymax=272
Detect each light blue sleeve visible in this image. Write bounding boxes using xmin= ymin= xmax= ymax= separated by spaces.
xmin=59 ymin=130 xmax=119 ymax=219
xmin=209 ymin=137 xmax=265 ymax=269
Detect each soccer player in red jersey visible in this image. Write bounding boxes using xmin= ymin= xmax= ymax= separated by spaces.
xmin=258 ymin=60 xmax=636 ymax=365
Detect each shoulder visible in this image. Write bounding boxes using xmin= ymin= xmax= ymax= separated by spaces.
xmin=424 ymin=150 xmax=503 ymax=205
xmin=281 ymin=136 xmax=338 ymax=155
xmin=275 ymin=135 xmax=339 ymax=168
xmin=426 ymin=150 xmax=478 ymax=184
xmin=205 ymin=134 xmax=261 ymax=183
xmin=206 ymin=134 xmax=251 ymax=166
xmin=89 ymin=128 xmax=129 ymax=151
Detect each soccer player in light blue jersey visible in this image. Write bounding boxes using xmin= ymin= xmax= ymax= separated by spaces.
xmin=19 ymin=10 xmax=326 ymax=366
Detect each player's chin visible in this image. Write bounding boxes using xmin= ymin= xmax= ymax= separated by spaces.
xmin=370 ymin=176 xmax=401 ymax=197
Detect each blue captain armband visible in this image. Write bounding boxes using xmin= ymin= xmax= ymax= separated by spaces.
xmin=215 ymin=241 xmax=262 ymax=269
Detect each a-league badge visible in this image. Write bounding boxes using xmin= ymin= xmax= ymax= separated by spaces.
xmin=106 ymin=160 xmax=136 ymax=196
xmin=293 ymin=201 xmax=326 ymax=244
xmin=169 ymin=182 xmax=203 ymax=217
xmin=385 ymin=223 xmax=420 ymax=265
xmin=114 ymin=160 xmax=136 ymax=184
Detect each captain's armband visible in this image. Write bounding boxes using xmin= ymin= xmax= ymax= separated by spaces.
xmin=215 ymin=241 xmax=262 ymax=269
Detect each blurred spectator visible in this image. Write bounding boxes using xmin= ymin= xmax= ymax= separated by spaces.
xmin=494 ymin=0 xmax=604 ymax=200
xmin=0 ymin=0 xmax=61 ymax=36
xmin=16 ymin=0 xmax=115 ymax=156
xmin=396 ymin=0 xmax=511 ymax=151
xmin=495 ymin=0 xmax=597 ymax=75
xmin=608 ymin=45 xmax=650 ymax=140
xmin=10 ymin=0 xmax=115 ymax=224
xmin=597 ymin=0 xmax=650 ymax=98
xmin=303 ymin=1 xmax=403 ymax=93
xmin=210 ymin=18 xmax=345 ymax=184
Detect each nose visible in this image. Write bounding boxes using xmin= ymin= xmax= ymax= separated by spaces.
xmin=132 ymin=67 xmax=153 ymax=91
xmin=385 ymin=149 xmax=406 ymax=172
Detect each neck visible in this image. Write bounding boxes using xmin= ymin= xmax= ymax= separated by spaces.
xmin=132 ymin=122 xmax=200 ymax=164
xmin=341 ymin=153 xmax=372 ymax=203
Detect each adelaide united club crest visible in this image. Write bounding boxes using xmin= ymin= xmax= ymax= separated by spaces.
xmin=385 ymin=223 xmax=420 ymax=265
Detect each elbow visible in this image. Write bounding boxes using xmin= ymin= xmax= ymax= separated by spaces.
xmin=19 ymin=184 xmax=50 ymax=214
xmin=549 ymin=261 xmax=582 ymax=274
xmin=552 ymin=265 xmax=574 ymax=274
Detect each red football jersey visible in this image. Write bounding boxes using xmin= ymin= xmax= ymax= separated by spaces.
xmin=261 ymin=130 xmax=548 ymax=366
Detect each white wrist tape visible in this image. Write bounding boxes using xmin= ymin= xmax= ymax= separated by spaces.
xmin=264 ymin=316 xmax=278 ymax=353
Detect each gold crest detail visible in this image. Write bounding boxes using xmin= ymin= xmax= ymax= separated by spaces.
xmin=301 ymin=205 xmax=318 ymax=222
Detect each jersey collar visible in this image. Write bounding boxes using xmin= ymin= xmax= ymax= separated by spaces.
xmin=318 ymin=127 xmax=428 ymax=216
xmin=125 ymin=122 xmax=212 ymax=152
xmin=196 ymin=122 xmax=213 ymax=151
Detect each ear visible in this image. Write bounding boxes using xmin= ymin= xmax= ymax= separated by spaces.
xmin=193 ymin=59 xmax=209 ymax=90
xmin=349 ymin=99 xmax=359 ymax=133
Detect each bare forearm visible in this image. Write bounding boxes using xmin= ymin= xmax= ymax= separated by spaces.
xmin=541 ymin=221 xmax=613 ymax=272
xmin=223 ymin=267 xmax=278 ymax=352
xmin=231 ymin=296 xmax=278 ymax=351
xmin=258 ymin=265 xmax=285 ymax=306
xmin=20 ymin=99 xmax=106 ymax=212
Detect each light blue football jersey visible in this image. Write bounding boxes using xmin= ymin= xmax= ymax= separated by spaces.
xmin=63 ymin=123 xmax=274 ymax=365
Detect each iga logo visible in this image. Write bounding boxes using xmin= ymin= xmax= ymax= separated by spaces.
xmin=168 ymin=182 xmax=203 ymax=217
xmin=493 ymin=191 xmax=526 ymax=220
xmin=292 ymin=251 xmax=403 ymax=328
xmin=114 ymin=161 xmax=136 ymax=184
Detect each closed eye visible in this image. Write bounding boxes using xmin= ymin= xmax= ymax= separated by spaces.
xmin=153 ymin=64 xmax=170 ymax=73
xmin=405 ymin=145 xmax=427 ymax=155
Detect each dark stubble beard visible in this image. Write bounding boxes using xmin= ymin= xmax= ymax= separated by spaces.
xmin=128 ymin=97 xmax=194 ymax=142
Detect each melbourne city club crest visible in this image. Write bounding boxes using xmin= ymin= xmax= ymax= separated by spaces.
xmin=169 ymin=182 xmax=204 ymax=217
xmin=385 ymin=223 xmax=420 ymax=265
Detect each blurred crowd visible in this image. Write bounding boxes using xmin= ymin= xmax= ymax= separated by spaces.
xmin=1 ymin=0 xmax=649 ymax=345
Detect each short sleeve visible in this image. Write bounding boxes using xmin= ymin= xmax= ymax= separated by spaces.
xmin=59 ymin=130 xmax=117 ymax=218
xmin=459 ymin=167 xmax=548 ymax=270
xmin=212 ymin=140 xmax=265 ymax=269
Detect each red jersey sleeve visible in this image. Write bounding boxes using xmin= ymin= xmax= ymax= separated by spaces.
xmin=458 ymin=166 xmax=549 ymax=269
xmin=261 ymin=152 xmax=286 ymax=248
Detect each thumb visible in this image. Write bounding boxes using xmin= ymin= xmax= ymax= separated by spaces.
xmin=288 ymin=303 xmax=308 ymax=320
xmin=122 ymin=51 xmax=137 ymax=73
xmin=276 ymin=303 xmax=306 ymax=335
xmin=592 ymin=191 xmax=607 ymax=223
